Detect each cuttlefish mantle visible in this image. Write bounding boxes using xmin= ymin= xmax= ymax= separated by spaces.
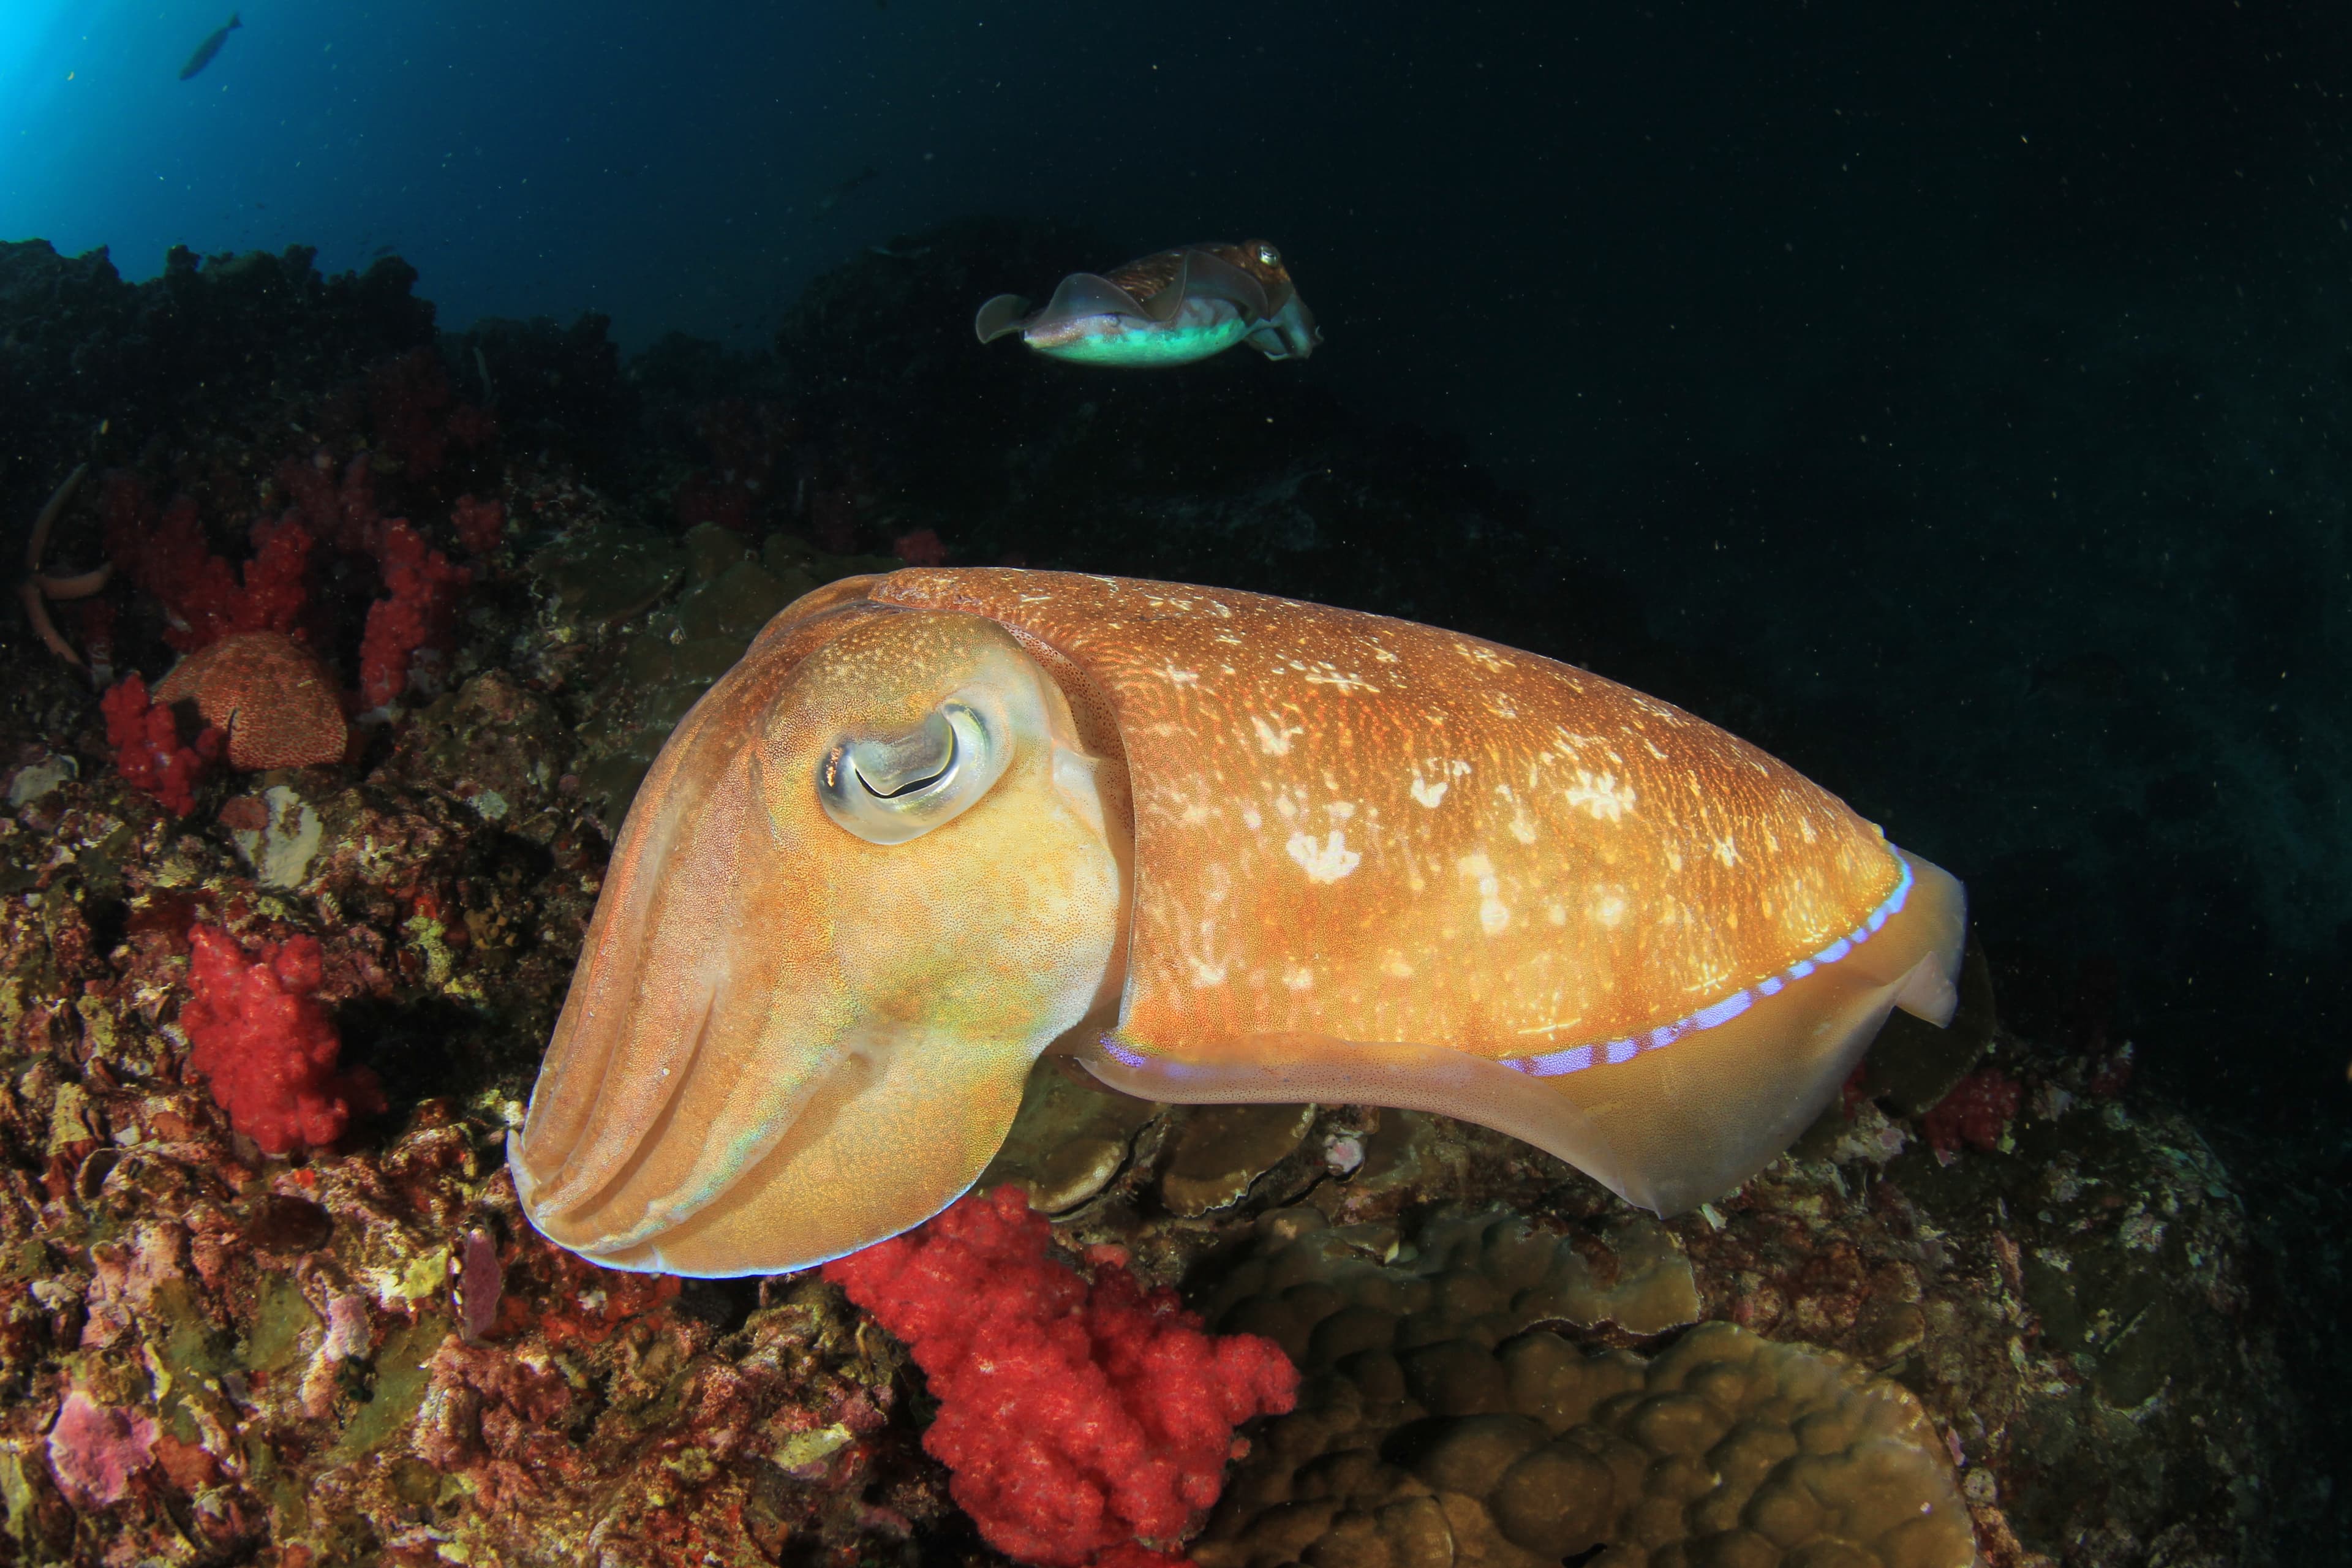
xmin=514 ymin=569 xmax=1965 ymax=1277
xmin=974 ymin=241 xmax=1321 ymax=367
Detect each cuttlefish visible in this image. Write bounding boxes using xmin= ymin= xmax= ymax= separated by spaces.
xmin=974 ymin=241 xmax=1321 ymax=366
xmin=514 ymin=570 xmax=1964 ymax=1276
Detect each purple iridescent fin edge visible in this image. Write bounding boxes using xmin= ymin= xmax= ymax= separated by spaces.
xmin=1098 ymin=1033 xmax=1152 ymax=1069
xmin=1503 ymin=854 xmax=1920 ymax=1080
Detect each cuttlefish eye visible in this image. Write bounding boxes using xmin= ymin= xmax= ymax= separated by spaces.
xmin=817 ymin=698 xmax=1008 ymax=845
xmin=1256 ymin=243 xmax=1282 ymax=266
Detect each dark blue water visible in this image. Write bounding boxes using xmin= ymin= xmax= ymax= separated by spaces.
xmin=7 ymin=0 xmax=2350 ymax=1123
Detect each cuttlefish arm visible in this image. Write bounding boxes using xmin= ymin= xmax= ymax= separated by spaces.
xmin=516 ymin=568 xmax=1962 ymax=1277
xmin=513 ymin=587 xmax=1129 ymax=1275
xmin=974 ymin=240 xmax=1321 ymax=366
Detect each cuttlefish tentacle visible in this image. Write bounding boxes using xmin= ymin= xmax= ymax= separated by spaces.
xmin=515 ymin=568 xmax=1964 ymax=1277
xmin=975 ymin=240 xmax=1321 ymax=368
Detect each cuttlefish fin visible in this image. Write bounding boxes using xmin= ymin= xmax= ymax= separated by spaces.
xmin=974 ymin=293 xmax=1032 ymax=343
xmin=1174 ymin=246 xmax=1273 ymax=321
xmin=1080 ymin=849 xmax=1964 ymax=1218
xmin=1036 ymin=270 xmax=1156 ymax=329
xmin=1135 ymin=251 xmax=1191 ymax=323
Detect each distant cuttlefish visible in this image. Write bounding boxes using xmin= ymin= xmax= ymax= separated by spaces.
xmin=178 ymin=13 xmax=241 ymax=80
xmin=976 ymin=241 xmax=1321 ymax=368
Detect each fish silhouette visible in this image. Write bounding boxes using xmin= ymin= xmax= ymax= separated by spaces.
xmin=178 ymin=13 xmax=241 ymax=81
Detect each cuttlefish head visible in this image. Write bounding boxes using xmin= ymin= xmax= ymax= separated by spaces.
xmin=974 ymin=239 xmax=1321 ymax=367
xmin=513 ymin=599 xmax=1126 ymax=1275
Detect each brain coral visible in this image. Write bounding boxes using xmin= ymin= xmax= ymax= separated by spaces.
xmin=1192 ymin=1210 xmax=1973 ymax=1568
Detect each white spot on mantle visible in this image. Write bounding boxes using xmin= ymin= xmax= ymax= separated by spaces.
xmin=1287 ymin=830 xmax=1362 ymax=883
xmin=1457 ymin=852 xmax=1509 ymax=935
xmin=1251 ymin=715 xmax=1303 ymax=755
xmin=1564 ymin=769 xmax=1637 ymax=823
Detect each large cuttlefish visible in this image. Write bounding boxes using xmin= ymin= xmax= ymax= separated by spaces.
xmin=514 ymin=570 xmax=1964 ymax=1277
xmin=974 ymin=241 xmax=1321 ymax=366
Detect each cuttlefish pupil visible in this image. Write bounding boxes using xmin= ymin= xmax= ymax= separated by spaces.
xmin=851 ymin=712 xmax=955 ymax=796
xmin=516 ymin=569 xmax=1966 ymax=1279
xmin=819 ymin=699 xmax=1005 ymax=845
xmin=862 ymin=759 xmax=948 ymax=799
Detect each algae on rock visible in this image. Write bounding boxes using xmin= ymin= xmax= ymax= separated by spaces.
xmin=548 ymin=522 xmax=899 ymax=824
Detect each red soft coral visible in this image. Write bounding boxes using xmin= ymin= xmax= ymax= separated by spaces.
xmin=180 ymin=925 xmax=384 ymax=1155
xmin=822 ymin=1185 xmax=1298 ymax=1568
xmin=100 ymin=674 xmax=222 ymax=815
xmin=358 ymin=518 xmax=471 ymax=709
xmin=450 ymin=493 xmax=505 ymax=557
xmin=1922 ymin=1066 xmax=2022 ymax=1158
xmin=367 ymin=348 xmax=497 ymax=479
xmin=100 ymin=476 xmax=316 ymax=652
xmin=273 ymin=453 xmax=382 ymax=556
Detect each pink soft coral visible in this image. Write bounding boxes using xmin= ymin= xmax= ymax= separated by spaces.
xmin=822 ymin=1185 xmax=1298 ymax=1568
xmin=180 ymin=925 xmax=384 ymax=1155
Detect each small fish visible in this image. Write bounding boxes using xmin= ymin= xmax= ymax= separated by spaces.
xmin=977 ymin=241 xmax=1321 ymax=368
xmin=178 ymin=13 xmax=241 ymax=81
xmin=513 ymin=569 xmax=1965 ymax=1276
xmin=369 ymin=243 xmax=398 ymax=259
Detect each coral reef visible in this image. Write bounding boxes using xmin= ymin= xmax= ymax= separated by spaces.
xmin=0 ymin=224 xmax=2324 ymax=1567
xmin=1195 ymin=1297 xmax=1973 ymax=1567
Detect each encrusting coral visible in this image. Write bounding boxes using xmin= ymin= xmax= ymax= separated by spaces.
xmin=43 ymin=1390 xmax=157 ymax=1509
xmin=1201 ymin=1206 xmax=1707 ymax=1348
xmin=153 ymin=630 xmax=350 ymax=769
xmin=1191 ymin=1208 xmax=1973 ymax=1567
